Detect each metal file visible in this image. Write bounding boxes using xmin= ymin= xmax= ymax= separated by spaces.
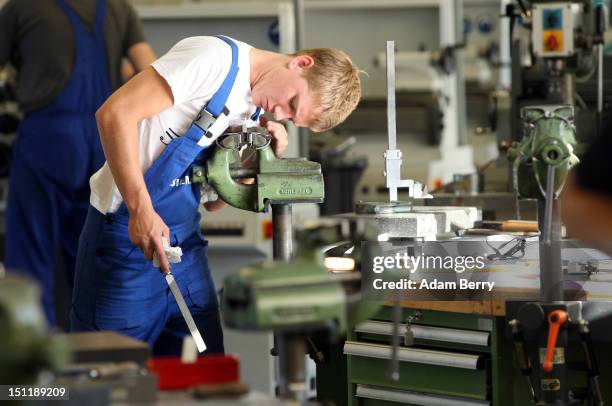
xmin=165 ymin=273 xmax=206 ymax=353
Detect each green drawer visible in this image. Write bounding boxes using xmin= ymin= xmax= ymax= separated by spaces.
xmin=347 ymin=348 xmax=488 ymax=400
xmin=371 ymin=307 xmax=494 ymax=332
xmin=354 ymin=384 xmax=491 ymax=406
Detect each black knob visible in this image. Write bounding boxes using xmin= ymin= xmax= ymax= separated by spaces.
xmin=518 ymin=303 xmax=546 ymax=330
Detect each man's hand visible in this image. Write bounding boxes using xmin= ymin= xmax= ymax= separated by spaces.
xmin=260 ymin=116 xmax=288 ymax=156
xmin=128 ymin=204 xmax=171 ymax=274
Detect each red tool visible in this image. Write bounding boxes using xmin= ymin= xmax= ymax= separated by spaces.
xmin=543 ymin=310 xmax=568 ymax=372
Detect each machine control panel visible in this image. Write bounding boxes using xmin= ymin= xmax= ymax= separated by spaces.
xmin=532 ymin=3 xmax=578 ymax=57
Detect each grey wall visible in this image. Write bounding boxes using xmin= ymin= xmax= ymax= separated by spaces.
xmin=304 ymin=7 xmax=440 ymax=98
xmin=141 ymin=17 xmax=281 ymax=55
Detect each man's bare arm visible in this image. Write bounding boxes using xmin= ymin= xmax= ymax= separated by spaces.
xmin=95 ymin=67 xmax=173 ymax=273
xmin=127 ymin=42 xmax=157 ymax=73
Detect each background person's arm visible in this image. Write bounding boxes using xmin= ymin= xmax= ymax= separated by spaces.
xmin=95 ymin=67 xmax=173 ymax=274
xmin=121 ymin=43 xmax=156 ymax=82
xmin=127 ymin=42 xmax=157 ymax=72
xmin=0 ymin=0 xmax=17 ymax=71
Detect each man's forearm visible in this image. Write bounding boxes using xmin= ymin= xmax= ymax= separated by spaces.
xmin=96 ymin=107 xmax=152 ymax=215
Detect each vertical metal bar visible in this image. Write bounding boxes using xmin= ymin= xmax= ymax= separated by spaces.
xmin=598 ymin=44 xmax=604 ymax=114
xmin=386 ymin=40 xmax=399 ymax=202
xmin=293 ymin=0 xmax=309 ymax=158
xmin=386 ymin=41 xmax=397 ymax=151
xmin=272 ymin=204 xmax=293 ymax=262
xmin=562 ymin=72 xmax=575 ymax=106
xmin=539 ymin=165 xmax=563 ymax=302
xmin=499 ymin=0 xmax=512 ymax=89
xmin=543 ymin=165 xmax=555 ymax=247
xmin=277 ymin=333 xmax=307 ymax=402
xmin=454 ymin=0 xmax=467 ymax=146
xmin=293 ymin=0 xmax=305 ymax=50
xmin=597 ymin=43 xmax=604 ymax=138
xmin=388 ymin=291 xmax=402 ymax=381
xmin=271 ymin=204 xmax=304 ymax=402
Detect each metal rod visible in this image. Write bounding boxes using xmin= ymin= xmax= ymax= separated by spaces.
xmin=579 ymin=321 xmax=604 ymax=406
xmin=597 ymin=43 xmax=604 ymax=138
xmin=539 ymin=165 xmax=563 ymax=302
xmin=562 ymin=71 xmax=575 ymax=106
xmin=276 ymin=333 xmax=307 ymax=401
xmin=598 ymin=44 xmax=604 ymax=114
xmin=543 ymin=165 xmax=556 ymax=247
xmin=388 ymin=291 xmax=402 ymax=381
xmin=509 ymin=319 xmax=537 ymax=403
xmin=272 ymin=204 xmax=293 ymax=262
xmin=386 ymin=41 xmax=397 ymax=151
xmin=293 ymin=0 xmax=310 ymax=158
xmin=271 ymin=204 xmax=304 ymax=402
xmin=292 ymin=0 xmax=305 ymax=51
xmin=229 ymin=168 xmax=257 ymax=179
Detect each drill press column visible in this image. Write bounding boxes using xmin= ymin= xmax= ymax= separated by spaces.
xmin=272 ymin=204 xmax=293 ymax=262
xmin=271 ymin=202 xmax=308 ymax=402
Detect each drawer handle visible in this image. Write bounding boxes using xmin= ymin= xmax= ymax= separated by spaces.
xmin=355 ymin=320 xmax=490 ymax=347
xmin=344 ymin=341 xmax=483 ymax=370
xmin=356 ymin=384 xmax=491 ymax=406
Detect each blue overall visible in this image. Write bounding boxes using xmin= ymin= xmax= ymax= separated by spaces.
xmin=5 ymin=0 xmax=111 ymax=326
xmin=70 ymin=36 xmax=258 ymax=356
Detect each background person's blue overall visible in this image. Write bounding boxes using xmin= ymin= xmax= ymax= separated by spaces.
xmin=5 ymin=0 xmax=111 ymax=326
xmin=70 ymin=36 xmax=251 ymax=356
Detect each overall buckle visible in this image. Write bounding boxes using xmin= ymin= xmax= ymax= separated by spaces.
xmin=193 ymin=106 xmax=230 ymax=138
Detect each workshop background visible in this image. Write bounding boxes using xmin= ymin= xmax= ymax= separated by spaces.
xmin=1 ymin=0 xmax=612 ymax=405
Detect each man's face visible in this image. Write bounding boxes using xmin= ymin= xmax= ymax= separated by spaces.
xmin=252 ymin=55 xmax=320 ymax=127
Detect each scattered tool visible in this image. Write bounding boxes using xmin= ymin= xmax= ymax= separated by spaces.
xmin=475 ymin=220 xmax=539 ymax=233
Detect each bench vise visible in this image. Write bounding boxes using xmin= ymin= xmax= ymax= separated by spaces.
xmin=193 ymin=127 xmax=324 ymax=212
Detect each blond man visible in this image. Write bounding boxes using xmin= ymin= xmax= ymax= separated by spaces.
xmin=70 ymin=35 xmax=360 ymax=355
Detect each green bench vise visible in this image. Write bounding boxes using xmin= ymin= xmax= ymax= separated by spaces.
xmin=222 ymin=258 xmax=348 ymax=333
xmin=192 ymin=127 xmax=324 ymax=212
xmin=508 ymin=105 xmax=579 ymax=200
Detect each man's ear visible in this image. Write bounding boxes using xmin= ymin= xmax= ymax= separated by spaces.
xmin=289 ymin=55 xmax=314 ymax=71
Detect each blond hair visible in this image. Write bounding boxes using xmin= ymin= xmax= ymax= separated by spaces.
xmin=292 ymin=48 xmax=361 ymax=132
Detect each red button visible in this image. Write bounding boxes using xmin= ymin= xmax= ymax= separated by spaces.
xmin=547 ymin=34 xmax=559 ymax=51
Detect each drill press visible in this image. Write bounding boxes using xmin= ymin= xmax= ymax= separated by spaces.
xmin=206 ymin=127 xmax=333 ymax=401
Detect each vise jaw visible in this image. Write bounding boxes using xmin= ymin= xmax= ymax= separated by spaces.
xmin=200 ymin=128 xmax=324 ymax=212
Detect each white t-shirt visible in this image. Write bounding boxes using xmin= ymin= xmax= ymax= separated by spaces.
xmin=89 ymin=36 xmax=260 ymax=213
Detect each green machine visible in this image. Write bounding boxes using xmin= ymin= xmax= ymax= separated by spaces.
xmin=0 ymin=274 xmax=69 ymax=385
xmin=207 ymin=126 xmax=340 ymax=402
xmin=222 ymin=220 xmax=380 ymax=403
xmin=504 ymin=103 xmax=610 ymax=405
xmin=223 ymin=258 xmax=348 ymax=334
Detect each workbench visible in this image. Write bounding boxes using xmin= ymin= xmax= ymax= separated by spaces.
xmin=317 ymin=243 xmax=612 ymax=405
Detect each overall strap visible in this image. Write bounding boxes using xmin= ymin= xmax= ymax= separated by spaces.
xmin=92 ymin=0 xmax=107 ymax=40
xmin=56 ymin=0 xmax=88 ymax=36
xmin=187 ymin=35 xmax=240 ymax=144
